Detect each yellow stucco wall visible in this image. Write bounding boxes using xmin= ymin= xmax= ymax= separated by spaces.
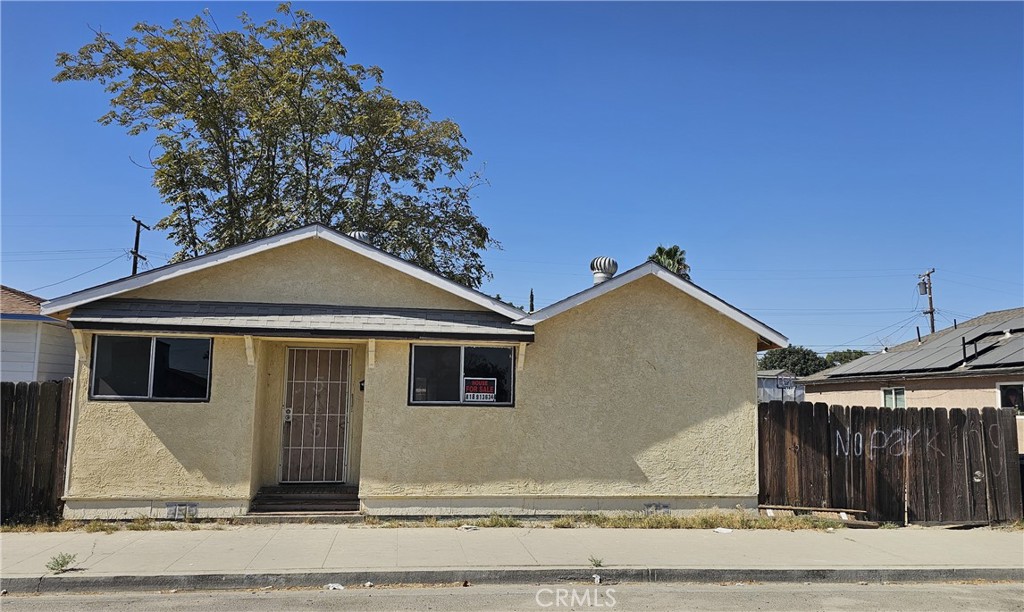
xmin=66 ymin=333 xmax=256 ymax=503
xmin=358 ymin=275 xmax=759 ymax=504
xmin=804 ymin=375 xmax=1017 ymax=409
xmin=119 ymin=237 xmax=487 ymax=311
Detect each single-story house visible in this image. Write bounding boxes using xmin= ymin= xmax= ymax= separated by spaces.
xmin=756 ymin=369 xmax=804 ymax=403
xmin=802 ymin=307 xmax=1023 ymax=446
xmin=1 ymin=285 xmax=75 ymax=382
xmin=40 ymin=224 xmax=787 ymax=519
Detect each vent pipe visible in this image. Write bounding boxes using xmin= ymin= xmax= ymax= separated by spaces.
xmin=590 ymin=257 xmax=618 ymax=285
xmin=347 ymin=230 xmax=371 ymax=244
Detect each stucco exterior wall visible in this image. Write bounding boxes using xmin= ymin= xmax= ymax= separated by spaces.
xmin=804 ymin=375 xmax=1019 ymax=409
xmin=358 ymin=275 xmax=759 ymax=514
xmin=64 ymin=333 xmax=257 ymax=518
xmin=119 ymin=238 xmax=486 ymax=311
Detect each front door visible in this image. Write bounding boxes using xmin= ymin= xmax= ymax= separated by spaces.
xmin=280 ymin=348 xmax=350 ymax=483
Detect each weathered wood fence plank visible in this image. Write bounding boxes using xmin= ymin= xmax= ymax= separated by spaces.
xmin=0 ymin=379 xmax=73 ymax=523
xmin=758 ymin=402 xmax=1023 ymax=524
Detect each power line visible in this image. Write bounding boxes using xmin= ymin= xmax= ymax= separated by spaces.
xmin=28 ymin=254 xmax=127 ymax=293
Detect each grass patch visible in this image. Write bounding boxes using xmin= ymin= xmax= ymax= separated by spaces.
xmin=551 ymin=510 xmax=843 ymax=530
xmin=1 ymin=519 xmax=83 ymax=533
xmin=371 ymin=513 xmax=523 ymax=529
xmin=994 ymin=519 xmax=1024 ymax=531
xmin=879 ymin=522 xmax=901 ymax=529
xmin=84 ymin=520 xmax=119 ymax=534
xmin=470 ymin=514 xmax=522 ymax=528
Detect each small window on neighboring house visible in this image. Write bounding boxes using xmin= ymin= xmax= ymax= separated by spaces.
xmin=882 ymin=387 xmax=905 ymax=409
xmin=998 ymin=383 xmax=1023 ymax=415
xmin=91 ymin=335 xmax=212 ymax=401
xmin=409 ymin=345 xmax=515 ymax=405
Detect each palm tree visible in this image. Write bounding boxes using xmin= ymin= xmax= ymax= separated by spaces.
xmin=648 ymin=244 xmax=691 ymax=281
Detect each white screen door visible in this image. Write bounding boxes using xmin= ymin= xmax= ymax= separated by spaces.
xmin=280 ymin=348 xmax=350 ymax=483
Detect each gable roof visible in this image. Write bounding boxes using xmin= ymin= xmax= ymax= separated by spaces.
xmin=40 ymin=225 xmax=526 ymax=320
xmin=515 ymin=261 xmax=788 ymax=350
xmin=2 ymin=285 xmax=44 ymax=315
xmin=802 ymin=307 xmax=1024 ymax=383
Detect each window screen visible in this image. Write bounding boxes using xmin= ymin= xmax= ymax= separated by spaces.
xmin=411 ymin=346 xmax=461 ymax=403
xmin=93 ymin=336 xmax=151 ymax=397
xmin=152 ymin=338 xmax=212 ymax=399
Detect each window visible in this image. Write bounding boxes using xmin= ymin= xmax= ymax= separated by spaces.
xmin=409 ymin=345 xmax=514 ymax=405
xmin=91 ymin=335 xmax=212 ymax=401
xmin=881 ymin=387 xmax=905 ymax=409
xmin=998 ymin=383 xmax=1023 ymax=414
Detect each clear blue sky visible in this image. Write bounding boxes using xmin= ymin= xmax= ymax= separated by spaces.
xmin=2 ymin=1 xmax=1022 ymax=353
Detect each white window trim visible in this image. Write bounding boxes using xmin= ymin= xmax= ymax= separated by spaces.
xmin=880 ymin=386 xmax=906 ymax=409
xmin=408 ymin=344 xmax=516 ymax=406
xmin=996 ymin=381 xmax=1024 ymax=410
xmin=90 ymin=335 xmax=213 ymax=401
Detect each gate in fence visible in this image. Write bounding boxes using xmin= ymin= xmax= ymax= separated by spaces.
xmin=758 ymin=401 xmax=1023 ymax=524
xmin=1 ymin=378 xmax=73 ymax=523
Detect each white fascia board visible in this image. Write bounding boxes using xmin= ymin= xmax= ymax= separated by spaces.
xmin=514 ymin=262 xmax=789 ymax=349
xmin=41 ymin=224 xmax=525 ymax=320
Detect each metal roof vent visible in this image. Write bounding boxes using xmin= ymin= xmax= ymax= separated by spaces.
xmin=347 ymin=230 xmax=371 ymax=244
xmin=590 ymin=256 xmax=618 ymax=285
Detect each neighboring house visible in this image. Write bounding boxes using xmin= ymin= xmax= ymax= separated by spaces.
xmin=1 ymin=285 xmax=75 ymax=382
xmin=40 ymin=224 xmax=787 ymax=519
xmin=802 ymin=307 xmax=1023 ymax=447
xmin=756 ymin=369 xmax=804 ymax=403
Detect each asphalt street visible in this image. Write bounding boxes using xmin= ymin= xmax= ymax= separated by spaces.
xmin=3 ymin=582 xmax=1023 ymax=611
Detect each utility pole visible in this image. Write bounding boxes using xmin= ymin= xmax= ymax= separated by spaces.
xmin=918 ymin=268 xmax=936 ymax=334
xmin=130 ymin=216 xmax=151 ymax=275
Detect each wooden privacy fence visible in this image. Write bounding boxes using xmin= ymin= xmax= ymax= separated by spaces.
xmin=758 ymin=401 xmax=1023 ymax=524
xmin=1 ymin=379 xmax=73 ymax=523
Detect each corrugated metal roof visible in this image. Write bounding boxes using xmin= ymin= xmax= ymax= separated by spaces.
xmin=806 ymin=307 xmax=1024 ymax=381
xmin=69 ymin=299 xmax=535 ymax=339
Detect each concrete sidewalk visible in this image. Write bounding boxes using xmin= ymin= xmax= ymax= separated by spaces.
xmin=2 ymin=525 xmax=1022 ymax=592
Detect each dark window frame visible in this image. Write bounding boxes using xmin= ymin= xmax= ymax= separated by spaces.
xmin=408 ymin=344 xmax=516 ymax=407
xmin=997 ymin=382 xmax=1024 ymax=415
xmin=89 ymin=335 xmax=213 ymax=402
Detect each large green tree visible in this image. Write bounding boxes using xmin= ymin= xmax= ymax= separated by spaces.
xmin=648 ymin=244 xmax=691 ymax=281
xmin=54 ymin=4 xmax=495 ymax=287
xmin=757 ymin=345 xmax=829 ymax=377
xmin=824 ymin=349 xmax=869 ymax=368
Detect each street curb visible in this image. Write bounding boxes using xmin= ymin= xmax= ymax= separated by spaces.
xmin=3 ymin=567 xmax=1022 ymax=593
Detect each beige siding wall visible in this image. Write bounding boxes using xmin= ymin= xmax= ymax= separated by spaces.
xmin=358 ymin=275 xmax=759 ymax=511
xmin=1 ymin=320 xmax=38 ymax=381
xmin=120 ymin=238 xmax=486 ymax=311
xmin=804 ymin=375 xmax=1017 ymax=409
xmin=36 ymin=322 xmax=75 ymax=381
xmin=65 ymin=333 xmax=257 ymax=516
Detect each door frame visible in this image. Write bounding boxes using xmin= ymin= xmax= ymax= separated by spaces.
xmin=277 ymin=345 xmax=353 ymax=484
